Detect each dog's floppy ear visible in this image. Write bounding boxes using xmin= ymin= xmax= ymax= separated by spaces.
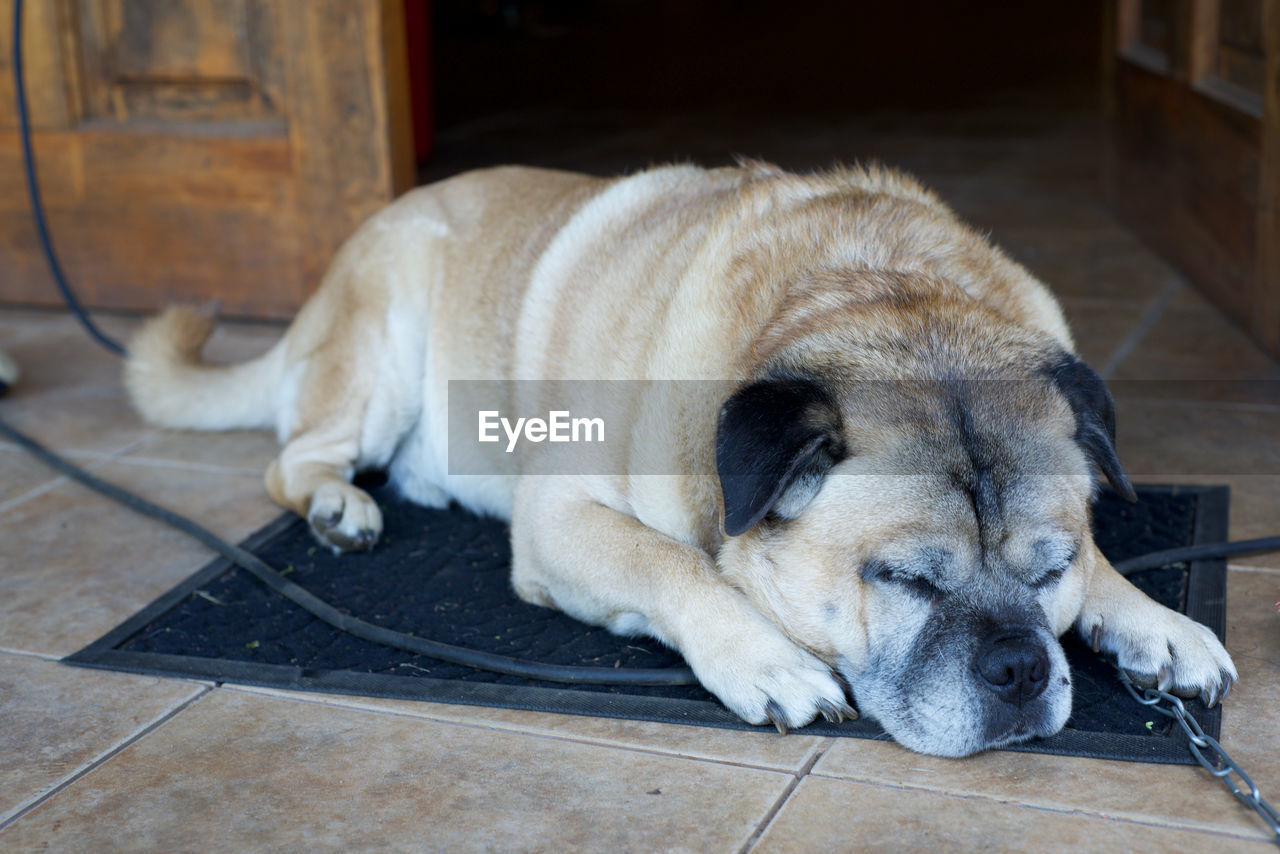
xmin=716 ymin=373 xmax=845 ymax=536
xmin=1049 ymin=354 xmax=1137 ymax=502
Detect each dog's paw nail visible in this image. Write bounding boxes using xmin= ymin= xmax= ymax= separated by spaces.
xmin=1123 ymin=668 xmax=1153 ymax=689
xmin=1220 ymin=674 xmax=1233 ymax=703
xmin=764 ymin=699 xmax=788 ymax=735
xmin=1089 ymin=623 xmax=1102 ymax=653
xmin=816 ymin=698 xmax=842 ymax=724
xmin=841 ymin=701 xmax=859 ymax=721
xmin=1156 ymin=664 xmax=1173 ymax=693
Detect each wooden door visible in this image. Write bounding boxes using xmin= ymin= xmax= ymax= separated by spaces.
xmin=0 ymin=0 xmax=413 ymax=318
xmin=1104 ymin=0 xmax=1280 ymax=358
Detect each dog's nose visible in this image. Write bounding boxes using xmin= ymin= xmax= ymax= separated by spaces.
xmin=975 ymin=633 xmax=1049 ymax=706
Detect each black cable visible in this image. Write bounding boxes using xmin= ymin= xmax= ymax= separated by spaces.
xmin=0 ymin=417 xmax=698 ymax=686
xmin=1114 ymin=538 xmax=1280 ymax=574
xmin=12 ymin=0 xmax=126 ymax=357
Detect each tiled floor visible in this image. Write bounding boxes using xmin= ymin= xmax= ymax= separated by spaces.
xmin=2 ymin=107 xmax=1279 ymax=851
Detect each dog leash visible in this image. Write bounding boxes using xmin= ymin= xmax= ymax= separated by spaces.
xmin=1119 ymin=670 xmax=1280 ymax=845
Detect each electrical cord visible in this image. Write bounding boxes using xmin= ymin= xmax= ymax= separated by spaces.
xmin=1115 ymin=538 xmax=1280 ymax=574
xmin=12 ymin=0 xmax=126 ymax=357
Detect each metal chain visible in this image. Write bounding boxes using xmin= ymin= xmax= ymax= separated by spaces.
xmin=1118 ymin=669 xmax=1280 ymax=847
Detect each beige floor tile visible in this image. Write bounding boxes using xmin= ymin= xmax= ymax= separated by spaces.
xmin=948 ymin=190 xmax=1117 ymax=234
xmin=804 ymin=568 xmax=1280 ymax=844
xmin=0 ymin=460 xmax=278 ymax=657
xmin=753 ymin=776 xmax=1272 ymax=853
xmin=0 ymin=308 xmax=90 ymax=348
xmin=988 ymin=225 xmax=1177 ymax=303
xmin=1057 ymin=298 xmax=1149 ymax=369
xmin=0 ymin=315 xmax=149 ymax=455
xmin=0 ymin=688 xmax=791 ymax=853
xmin=1217 ymin=568 xmax=1280 ymax=789
xmin=0 ymin=313 xmax=138 ymax=389
xmin=1111 ymin=287 xmax=1280 ymax=397
xmin=0 ymin=382 xmax=150 ymax=458
xmin=1115 ymin=401 xmax=1280 ymax=478
xmin=0 ymin=653 xmax=206 ymax=822
xmin=119 ymin=429 xmax=281 ymax=476
xmin=808 ymin=740 xmax=1270 ymax=844
xmin=0 ymin=444 xmax=72 ymax=507
xmin=229 ymin=685 xmax=824 ymax=773
xmin=0 ymin=311 xmax=285 ymax=457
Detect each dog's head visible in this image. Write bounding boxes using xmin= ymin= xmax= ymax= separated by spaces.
xmin=715 ymin=284 xmax=1133 ymax=756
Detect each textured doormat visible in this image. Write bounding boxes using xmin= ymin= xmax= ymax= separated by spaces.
xmin=67 ymin=482 xmax=1228 ymax=764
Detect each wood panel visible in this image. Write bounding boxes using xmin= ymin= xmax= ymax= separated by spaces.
xmin=75 ymin=0 xmax=286 ymax=125
xmin=0 ymin=0 xmax=77 ymax=129
xmin=0 ymin=0 xmax=413 ymax=318
xmin=1106 ymin=0 xmax=1280 ymax=358
xmin=1255 ymin=0 xmax=1280 ymax=354
xmin=1217 ymin=0 xmax=1265 ymax=95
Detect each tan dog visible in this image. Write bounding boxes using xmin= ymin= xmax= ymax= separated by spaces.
xmin=126 ymin=162 xmax=1236 ymax=756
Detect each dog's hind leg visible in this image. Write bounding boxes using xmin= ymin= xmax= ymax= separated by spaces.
xmin=264 ymin=336 xmax=400 ymax=554
xmin=266 ymin=427 xmax=384 ymax=554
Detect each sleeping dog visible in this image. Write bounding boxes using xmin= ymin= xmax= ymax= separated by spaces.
xmin=126 ymin=161 xmax=1235 ymax=756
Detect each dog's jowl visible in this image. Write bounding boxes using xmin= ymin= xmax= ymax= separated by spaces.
xmin=125 ymin=161 xmax=1236 ymax=756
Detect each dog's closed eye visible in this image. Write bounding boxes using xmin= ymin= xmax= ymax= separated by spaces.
xmin=861 ymin=559 xmax=945 ymax=601
xmin=1030 ymin=565 xmax=1068 ymax=588
xmin=1027 ymin=540 xmax=1078 ymax=588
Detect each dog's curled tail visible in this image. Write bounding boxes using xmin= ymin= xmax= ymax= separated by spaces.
xmin=125 ymin=305 xmax=285 ymax=432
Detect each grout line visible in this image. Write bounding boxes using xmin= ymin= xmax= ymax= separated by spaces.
xmin=1059 ymin=295 xmax=1162 ymax=308
xmin=1227 ymin=563 xmax=1280 ymax=575
xmin=1113 ymin=397 xmax=1280 ymax=414
xmin=0 ymin=687 xmax=212 ymax=830
xmin=802 ymin=773 xmax=1273 ymax=844
xmin=737 ymin=737 xmax=834 ymax=854
xmin=0 ymin=647 xmax=63 ymax=662
xmin=220 ymin=684 xmax=809 ymax=775
xmin=107 ymin=455 xmax=266 ymax=478
xmin=0 ymin=476 xmax=70 ymax=517
xmin=1098 ymin=275 xmax=1182 ymax=381
xmin=0 ymin=438 xmax=148 ymax=518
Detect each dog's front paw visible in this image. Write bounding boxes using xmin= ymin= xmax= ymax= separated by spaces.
xmin=684 ymin=620 xmax=856 ymax=734
xmin=307 ymin=483 xmax=383 ymax=554
xmin=1079 ymin=606 xmax=1237 ymax=706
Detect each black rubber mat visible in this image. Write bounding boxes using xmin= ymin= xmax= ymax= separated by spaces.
xmin=67 ymin=483 xmax=1229 ymax=764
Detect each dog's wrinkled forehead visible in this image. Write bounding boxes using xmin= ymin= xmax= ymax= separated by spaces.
xmin=717 ymin=347 xmax=1130 ymax=545
xmin=839 ymin=374 xmax=1091 ymax=568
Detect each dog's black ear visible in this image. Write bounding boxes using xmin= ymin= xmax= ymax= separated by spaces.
xmin=1049 ymin=354 xmax=1137 ymax=502
xmin=716 ymin=373 xmax=845 ymax=536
